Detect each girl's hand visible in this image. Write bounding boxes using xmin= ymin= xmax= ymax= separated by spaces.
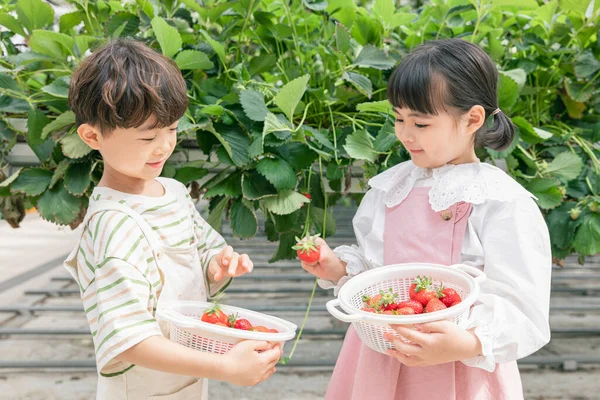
xmin=383 ymin=321 xmax=483 ymax=366
xmin=222 ymin=340 xmax=282 ymax=386
xmin=299 ymin=238 xmax=347 ymax=282
xmin=210 ymin=245 xmax=253 ymax=282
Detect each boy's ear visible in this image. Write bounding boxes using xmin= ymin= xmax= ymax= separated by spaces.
xmin=77 ymin=124 xmax=102 ymax=150
xmin=465 ymin=105 xmax=485 ymax=135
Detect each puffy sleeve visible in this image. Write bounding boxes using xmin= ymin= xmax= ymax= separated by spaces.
xmin=78 ymin=211 xmax=163 ymax=377
xmin=318 ymin=188 xmax=385 ymax=295
xmin=461 ymin=196 xmax=552 ymax=371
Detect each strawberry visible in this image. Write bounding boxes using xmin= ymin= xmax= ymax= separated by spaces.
xmin=361 ymin=293 xmax=383 ymax=310
xmin=302 ymin=193 xmax=311 ymax=200
xmin=450 ymin=299 xmax=462 ymax=307
xmin=436 ymin=285 xmax=463 ymax=308
xmin=292 ymin=234 xmax=321 ymax=264
xmin=228 ymin=314 xmax=253 ymax=330
xmin=379 ymin=288 xmax=399 ymax=309
xmin=214 ymin=322 xmax=230 ymax=327
xmin=360 ymin=307 xmax=377 ymax=313
xmin=396 ymin=307 xmax=417 ymax=315
xmin=268 ymin=328 xmax=279 ymax=333
xmin=201 ymin=303 xmax=229 ymax=325
xmin=409 ymin=276 xmax=437 ymax=306
xmin=396 ymin=300 xmax=424 ymax=314
xmin=382 ymin=310 xmax=396 ymax=315
xmin=425 ymin=298 xmax=448 ymax=313
xmin=252 ymin=326 xmax=270 ymax=333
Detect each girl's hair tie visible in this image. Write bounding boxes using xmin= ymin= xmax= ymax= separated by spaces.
xmin=492 ymin=108 xmax=501 ymax=116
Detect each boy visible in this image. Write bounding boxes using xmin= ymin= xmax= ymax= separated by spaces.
xmin=63 ymin=39 xmax=281 ymax=399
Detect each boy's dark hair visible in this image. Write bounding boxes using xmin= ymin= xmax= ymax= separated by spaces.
xmin=387 ymin=39 xmax=514 ymax=151
xmin=68 ymin=39 xmax=188 ymax=135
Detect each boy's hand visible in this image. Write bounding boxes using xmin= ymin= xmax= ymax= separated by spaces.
xmin=209 ymin=246 xmax=253 ymax=282
xmin=223 ymin=340 xmax=282 ymax=386
xmin=299 ymin=238 xmax=347 ymax=282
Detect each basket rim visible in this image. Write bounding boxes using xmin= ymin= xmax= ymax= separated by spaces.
xmin=336 ymin=263 xmax=481 ymax=324
xmin=156 ymin=300 xmax=297 ymax=341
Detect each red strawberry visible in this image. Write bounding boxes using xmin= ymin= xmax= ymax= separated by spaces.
xmin=201 ymin=303 xmax=229 ymax=325
xmin=425 ymin=298 xmax=448 ymax=313
xmin=382 ymin=310 xmax=396 ymax=315
xmin=436 ymin=286 xmax=463 ymax=308
xmin=252 ymin=326 xmax=270 ymax=333
xmin=379 ymin=288 xmax=399 ymax=309
xmin=450 ymin=299 xmax=462 ymax=307
xmin=292 ymin=234 xmax=321 ymax=264
xmin=268 ymin=328 xmax=279 ymax=333
xmin=228 ymin=314 xmax=253 ymax=330
xmin=396 ymin=300 xmax=424 ymax=314
xmin=362 ymin=294 xmax=383 ymax=310
xmin=360 ymin=307 xmax=377 ymax=313
xmin=214 ymin=322 xmax=229 ymax=327
xmin=396 ymin=307 xmax=417 ymax=315
xmin=409 ymin=276 xmax=437 ymax=306
xmin=302 ymin=193 xmax=311 ymax=200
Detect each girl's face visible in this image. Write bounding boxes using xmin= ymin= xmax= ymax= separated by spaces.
xmin=393 ymin=107 xmax=481 ymax=169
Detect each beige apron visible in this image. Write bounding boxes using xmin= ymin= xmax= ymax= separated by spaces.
xmin=64 ymin=183 xmax=210 ymax=399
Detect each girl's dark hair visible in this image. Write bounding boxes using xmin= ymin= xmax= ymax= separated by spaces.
xmin=68 ymin=38 xmax=188 ymax=135
xmin=387 ymin=39 xmax=514 ymax=150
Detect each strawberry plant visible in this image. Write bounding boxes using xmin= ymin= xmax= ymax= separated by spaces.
xmin=0 ymin=0 xmax=598 ymax=264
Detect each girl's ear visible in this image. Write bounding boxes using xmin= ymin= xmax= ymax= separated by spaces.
xmin=77 ymin=123 xmax=103 ymax=150
xmin=465 ymin=105 xmax=485 ymax=136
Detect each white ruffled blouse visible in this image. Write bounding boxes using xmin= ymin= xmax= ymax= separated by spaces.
xmin=319 ymin=161 xmax=552 ymax=372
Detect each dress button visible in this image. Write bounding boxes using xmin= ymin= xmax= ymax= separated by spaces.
xmin=440 ymin=210 xmax=453 ymax=220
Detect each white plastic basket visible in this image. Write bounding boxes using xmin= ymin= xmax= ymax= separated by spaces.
xmin=326 ymin=263 xmax=486 ymax=354
xmin=156 ymin=301 xmax=297 ymax=354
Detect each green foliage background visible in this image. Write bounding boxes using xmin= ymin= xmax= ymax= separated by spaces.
xmin=0 ymin=0 xmax=599 ymax=263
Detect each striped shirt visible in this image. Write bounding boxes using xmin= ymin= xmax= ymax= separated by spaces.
xmin=72 ymin=178 xmax=226 ymax=377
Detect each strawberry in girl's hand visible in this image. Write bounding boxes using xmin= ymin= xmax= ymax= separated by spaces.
xmin=228 ymin=314 xmax=253 ymax=330
xmin=396 ymin=300 xmax=424 ymax=314
xmin=424 ymin=298 xmax=448 ymax=313
xmin=201 ymin=303 xmax=229 ymax=325
xmin=409 ymin=275 xmax=437 ymax=306
xmin=436 ymin=285 xmax=463 ymax=308
xmin=293 ymin=234 xmax=321 ymax=264
xmin=252 ymin=326 xmax=270 ymax=333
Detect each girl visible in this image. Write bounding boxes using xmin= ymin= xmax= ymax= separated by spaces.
xmin=301 ymin=39 xmax=552 ymax=399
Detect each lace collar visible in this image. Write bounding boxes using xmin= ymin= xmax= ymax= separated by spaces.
xmin=368 ymin=161 xmax=534 ymax=211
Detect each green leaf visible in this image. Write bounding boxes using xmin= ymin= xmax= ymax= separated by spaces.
xmin=356 ymin=100 xmax=392 ymax=114
xmin=573 ymin=213 xmax=600 ymax=256
xmin=41 ymin=111 xmax=75 ymax=139
xmin=256 ymin=157 xmax=297 ymax=190
xmin=0 ymin=13 xmax=26 ymax=37
xmin=0 ymin=169 xmax=21 ymax=197
xmin=217 ymin=127 xmax=251 ymax=167
xmin=269 ymin=231 xmax=300 ymax=262
xmin=200 ymin=30 xmax=226 ymax=67
xmin=248 ymin=54 xmax=277 ymax=76
xmin=173 ymin=165 xmax=208 ymax=186
xmin=41 ymin=76 xmax=70 ymax=98
xmin=204 ymin=172 xmax=242 ymax=198
xmin=388 ymin=12 xmax=417 ymax=29
xmin=353 ymin=46 xmax=396 ymax=70
xmin=335 ymin=23 xmax=350 ymax=53
xmin=343 ymin=130 xmax=378 ymax=162
xmin=342 ymin=71 xmax=373 ymax=98
xmin=199 ymin=122 xmax=234 ymax=161
xmin=207 ymin=196 xmax=228 ymax=232
xmin=64 ymin=161 xmax=92 ymax=196
xmin=545 ymin=152 xmax=584 ymax=182
xmin=200 ymin=105 xmax=224 ymax=116
xmin=240 ymin=89 xmax=269 ymax=122
xmin=500 ymin=69 xmax=526 ymax=88
xmin=311 ymin=206 xmax=336 ymax=237
xmin=275 ymin=143 xmax=318 ymax=171
xmin=29 ymin=30 xmax=74 ymax=59
xmin=242 ymin=170 xmax=277 ymax=200
xmin=526 ymin=178 xmax=563 ymax=210
xmin=0 ymin=73 xmax=21 ymax=92
xmin=574 ymin=53 xmax=600 ymax=79
xmin=49 ymin=160 xmax=69 ymax=190
xmin=59 ymin=11 xmax=83 ymax=33
xmin=373 ymin=0 xmax=395 ymax=26
xmin=106 ymin=12 xmax=140 ymax=38
xmin=559 ymin=0 xmax=592 ymax=15
xmin=498 ymin=72 xmax=520 ymax=110
xmin=27 ymin=108 xmax=55 ymax=162
xmin=175 ymin=50 xmax=214 ymax=70
xmin=11 ymin=168 xmax=53 ymax=196
xmin=546 ymin=202 xmax=578 ymax=249
xmin=37 ymin=183 xmax=85 ymax=226
xmin=565 ymin=80 xmax=595 ymax=102
xmin=303 ymin=0 xmax=328 ymax=11
xmin=274 ymin=74 xmax=310 ymax=123
xmin=0 ymin=95 xmax=29 ymax=113
xmin=512 ymin=116 xmax=549 ymax=144
xmin=60 ymin=134 xmax=93 ymax=159
xmin=489 ymin=0 xmax=538 ymax=9
xmin=151 ymin=17 xmax=182 ymax=58
xmin=137 ymin=0 xmax=155 ymax=18
xmin=16 ymin=0 xmax=54 ymax=34
xmin=374 ymin=119 xmax=397 ymax=152
xmin=230 ymin=198 xmax=258 ymax=239
xmin=263 ymin=190 xmax=310 ymax=215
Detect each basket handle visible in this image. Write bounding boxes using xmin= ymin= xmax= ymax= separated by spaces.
xmin=326 ymin=299 xmax=363 ymax=323
xmin=453 ymin=264 xmax=486 ymax=284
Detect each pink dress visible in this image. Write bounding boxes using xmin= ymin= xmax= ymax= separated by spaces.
xmin=325 ymin=187 xmax=524 ymax=400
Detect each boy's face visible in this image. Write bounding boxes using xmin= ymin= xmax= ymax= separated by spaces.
xmin=82 ymin=117 xmax=178 ymax=183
